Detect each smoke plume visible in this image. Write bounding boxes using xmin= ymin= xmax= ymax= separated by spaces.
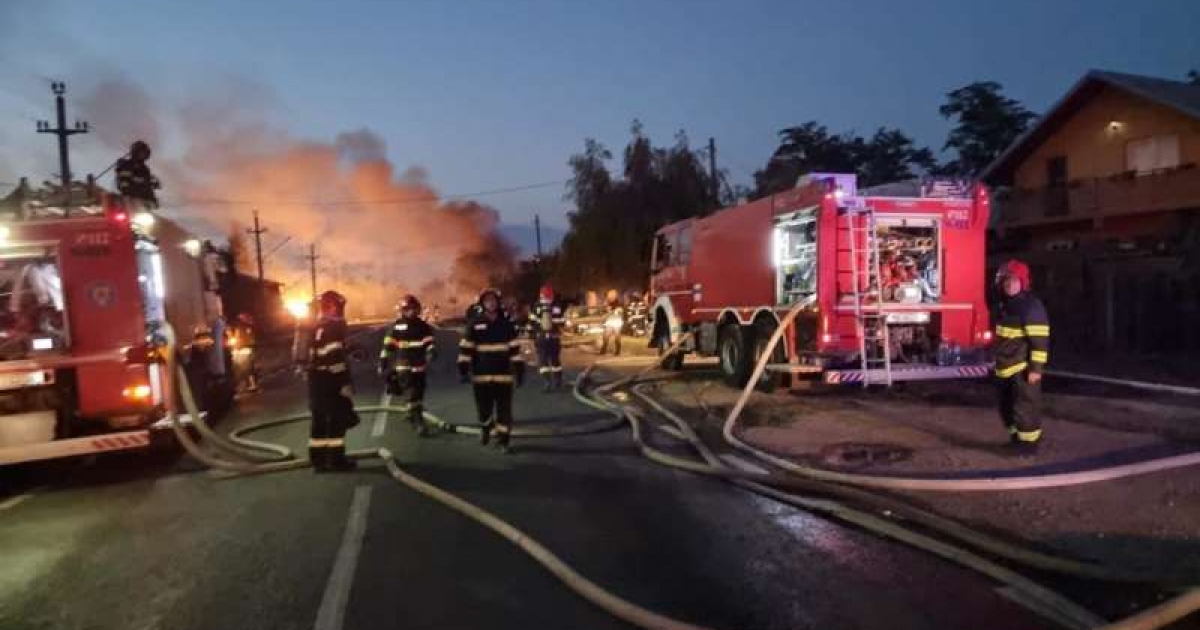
xmin=76 ymin=78 xmax=516 ymax=318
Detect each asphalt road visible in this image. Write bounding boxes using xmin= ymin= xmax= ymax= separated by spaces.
xmin=0 ymin=326 xmax=1066 ymax=630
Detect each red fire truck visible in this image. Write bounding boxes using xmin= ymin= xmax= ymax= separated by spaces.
xmin=0 ymin=191 xmax=230 ymax=465
xmin=648 ymin=174 xmax=993 ymax=388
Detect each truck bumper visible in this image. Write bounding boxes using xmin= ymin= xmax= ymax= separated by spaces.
xmin=0 ymin=430 xmax=150 ymax=465
xmin=823 ymin=363 xmax=992 ymax=384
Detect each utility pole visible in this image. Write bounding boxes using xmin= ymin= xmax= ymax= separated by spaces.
xmin=306 ymin=244 xmax=319 ymax=296
xmin=534 ymin=213 xmax=543 ymax=261
xmin=708 ymin=137 xmax=719 ymax=205
xmin=247 ymin=210 xmax=267 ymax=284
xmin=36 ymin=82 xmax=89 ymax=204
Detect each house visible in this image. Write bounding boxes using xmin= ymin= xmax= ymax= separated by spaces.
xmin=982 ymin=70 xmax=1200 ymax=361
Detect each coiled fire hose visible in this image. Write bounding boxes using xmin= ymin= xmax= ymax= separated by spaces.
xmin=715 ymin=298 xmax=1200 ymax=492
xmin=162 ymin=323 xmax=1199 ymax=630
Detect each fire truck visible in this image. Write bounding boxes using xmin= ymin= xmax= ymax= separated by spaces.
xmin=648 ymin=174 xmax=993 ymax=389
xmin=0 ymin=190 xmax=231 ymax=465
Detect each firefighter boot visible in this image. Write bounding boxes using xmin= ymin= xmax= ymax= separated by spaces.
xmin=328 ymin=446 xmax=358 ymax=471
xmin=542 ymin=371 xmax=553 ymax=393
xmin=411 ymin=405 xmax=429 ymax=438
xmin=552 ymin=370 xmax=563 ymax=391
xmin=309 ymin=446 xmax=330 ymax=473
xmin=495 ymin=426 xmax=512 ymax=455
xmin=479 ymin=419 xmax=493 ymax=446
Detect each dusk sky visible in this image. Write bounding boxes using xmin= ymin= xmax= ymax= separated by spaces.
xmin=1 ymin=0 xmax=1197 ymax=235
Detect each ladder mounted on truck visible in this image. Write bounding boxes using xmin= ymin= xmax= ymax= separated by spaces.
xmin=843 ymin=204 xmax=893 ymax=387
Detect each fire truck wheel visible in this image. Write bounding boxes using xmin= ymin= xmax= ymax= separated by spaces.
xmin=718 ymin=323 xmax=752 ymax=387
xmin=653 ymin=322 xmax=684 ymax=371
xmin=753 ymin=318 xmax=787 ymax=393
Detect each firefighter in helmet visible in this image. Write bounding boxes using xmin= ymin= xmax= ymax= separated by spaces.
xmin=115 ymin=140 xmax=161 ymax=209
xmin=531 ymin=283 xmax=566 ymax=391
xmin=599 ymin=289 xmax=625 ymax=356
xmin=304 ymin=290 xmax=360 ymax=471
xmin=379 ymin=294 xmax=437 ymax=436
xmin=993 ymin=260 xmax=1050 ymax=454
xmin=457 ymin=288 xmax=524 ymax=453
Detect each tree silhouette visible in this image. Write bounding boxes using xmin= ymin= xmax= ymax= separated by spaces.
xmin=938 ymin=81 xmax=1036 ymax=176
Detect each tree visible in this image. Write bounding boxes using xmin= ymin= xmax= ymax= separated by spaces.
xmin=753 ymin=122 xmax=936 ymax=195
xmin=754 ymin=123 xmax=857 ymax=196
xmin=938 ymin=81 xmax=1036 ymax=176
xmin=855 ymin=127 xmax=937 ymax=187
xmin=554 ymin=123 xmax=719 ymax=296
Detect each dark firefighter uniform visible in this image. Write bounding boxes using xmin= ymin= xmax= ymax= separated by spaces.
xmin=458 ymin=293 xmax=525 ymax=451
xmin=305 ymin=292 xmax=359 ymax=471
xmin=993 ymin=261 xmax=1050 ymax=448
xmin=379 ymin=299 xmax=436 ymax=436
xmin=531 ymin=289 xmax=566 ymax=390
xmin=115 ymin=141 xmax=160 ymax=206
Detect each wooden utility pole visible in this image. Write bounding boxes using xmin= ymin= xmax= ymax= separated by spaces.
xmin=306 ymin=244 xmax=319 ymax=296
xmin=708 ymin=137 xmax=719 ymax=204
xmin=534 ymin=213 xmax=543 ymax=261
xmin=247 ymin=210 xmax=267 ymax=284
xmin=36 ymin=82 xmax=89 ymax=204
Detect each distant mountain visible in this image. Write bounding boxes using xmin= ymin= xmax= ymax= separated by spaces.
xmin=500 ymin=223 xmax=565 ymax=259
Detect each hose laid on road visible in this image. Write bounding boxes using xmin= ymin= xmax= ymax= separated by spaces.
xmin=580 ymin=360 xmax=1200 ymax=630
xmin=628 ymin=384 xmax=1171 ymax=585
xmin=714 ymin=301 xmax=1200 ymax=492
xmin=167 ymin=323 xmax=1200 ymax=630
xmin=166 ymin=350 xmax=728 ymax=630
xmin=573 ymin=375 xmax=1107 ymax=630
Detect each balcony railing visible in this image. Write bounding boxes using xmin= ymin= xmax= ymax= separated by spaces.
xmin=996 ymin=164 xmax=1200 ymax=227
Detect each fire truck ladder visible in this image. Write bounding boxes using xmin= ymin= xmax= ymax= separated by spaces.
xmin=845 ymin=206 xmax=893 ymax=387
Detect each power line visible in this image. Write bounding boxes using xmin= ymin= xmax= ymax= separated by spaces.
xmin=164 ymin=179 xmax=566 ymax=209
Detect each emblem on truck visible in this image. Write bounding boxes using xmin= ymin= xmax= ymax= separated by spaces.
xmin=87 ymin=282 xmax=116 ymax=308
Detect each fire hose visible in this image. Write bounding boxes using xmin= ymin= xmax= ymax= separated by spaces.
xmin=700 ymin=298 xmax=1200 ymax=492
xmin=577 ymin=355 xmax=1200 ymax=630
xmin=161 ymin=323 xmax=1199 ymax=630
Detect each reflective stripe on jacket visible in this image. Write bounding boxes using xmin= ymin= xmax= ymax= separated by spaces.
xmin=993 ymin=291 xmax=1050 ymax=378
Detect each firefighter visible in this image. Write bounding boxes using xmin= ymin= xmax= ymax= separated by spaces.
xmin=114 ymin=140 xmax=161 ymax=209
xmin=457 ymin=288 xmax=524 ymax=453
xmin=993 ymin=260 xmax=1050 ymax=454
xmin=184 ymin=324 xmax=217 ymax=411
xmin=231 ymin=312 xmax=259 ymax=393
xmin=304 ymin=291 xmax=360 ymax=472
xmin=531 ymin=284 xmax=566 ymax=391
xmin=599 ymin=289 xmax=624 ymax=356
xmin=379 ymin=295 xmax=437 ymax=437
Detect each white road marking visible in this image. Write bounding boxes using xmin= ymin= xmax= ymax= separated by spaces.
xmin=314 ymin=485 xmax=373 ymax=630
xmin=0 ymin=487 xmax=43 ymax=512
xmin=719 ymin=454 xmax=770 ymax=475
xmin=372 ymin=392 xmax=390 ymax=439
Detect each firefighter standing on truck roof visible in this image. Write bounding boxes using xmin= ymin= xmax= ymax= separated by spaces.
xmin=458 ymin=288 xmax=524 ymax=453
xmin=531 ymin=284 xmax=566 ymax=391
xmin=379 ymin=295 xmax=437 ymax=437
xmin=303 ymin=291 xmax=360 ymax=472
xmin=115 ymin=140 xmax=161 ymax=209
xmin=993 ymin=260 xmax=1050 ymax=454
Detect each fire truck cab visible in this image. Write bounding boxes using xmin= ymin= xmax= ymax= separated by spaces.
xmin=649 ymin=174 xmax=993 ymax=388
xmin=0 ymin=191 xmax=230 ymax=465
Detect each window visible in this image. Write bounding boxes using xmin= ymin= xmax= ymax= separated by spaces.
xmin=1126 ymin=135 xmax=1180 ymax=174
xmin=652 ymin=233 xmax=673 ymax=269
xmin=0 ymin=246 xmax=68 ymax=358
xmin=1044 ymin=156 xmax=1068 ymax=217
xmin=775 ymin=216 xmax=818 ymax=304
xmin=677 ymin=226 xmax=693 ymax=265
